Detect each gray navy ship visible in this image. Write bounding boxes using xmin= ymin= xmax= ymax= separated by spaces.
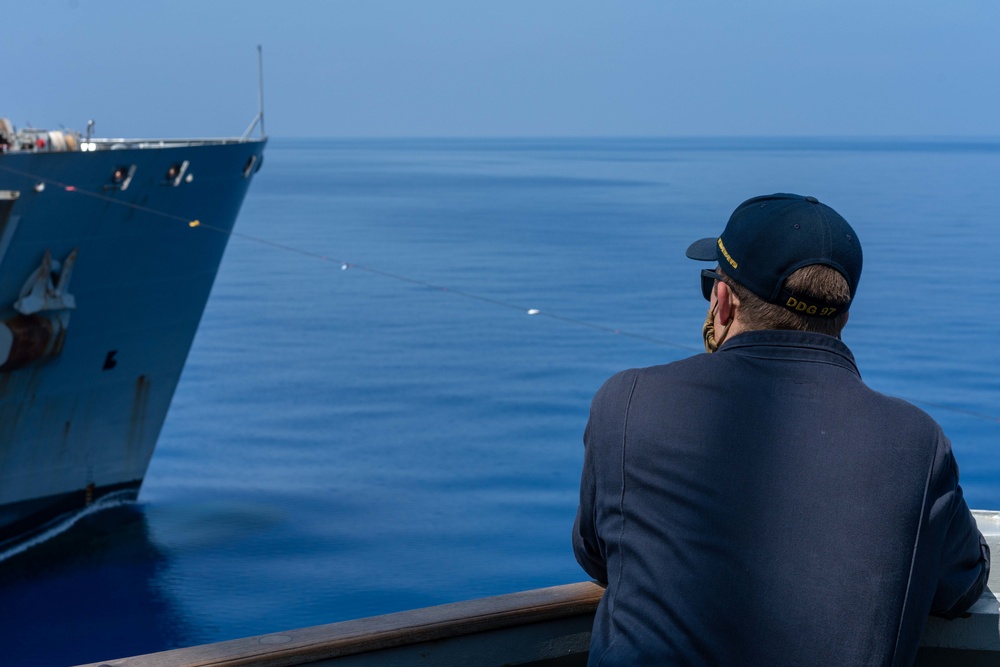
xmin=0 ymin=118 xmax=266 ymax=548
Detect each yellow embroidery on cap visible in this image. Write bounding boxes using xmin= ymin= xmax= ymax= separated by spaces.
xmin=717 ymin=238 xmax=738 ymax=269
xmin=785 ymin=296 xmax=839 ymax=317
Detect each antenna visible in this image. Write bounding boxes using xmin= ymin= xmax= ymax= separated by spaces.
xmin=241 ymin=45 xmax=266 ymax=141
xmin=257 ymin=44 xmax=266 ymax=139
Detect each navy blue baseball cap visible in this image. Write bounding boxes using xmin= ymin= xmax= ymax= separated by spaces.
xmin=686 ymin=193 xmax=862 ymax=317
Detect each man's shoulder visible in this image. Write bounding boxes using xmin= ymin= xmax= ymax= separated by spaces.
xmin=593 ymin=355 xmax=712 ymax=398
xmin=860 ymin=388 xmax=945 ymax=438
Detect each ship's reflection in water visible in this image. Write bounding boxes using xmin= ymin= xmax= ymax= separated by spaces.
xmin=0 ymin=504 xmax=190 ymax=667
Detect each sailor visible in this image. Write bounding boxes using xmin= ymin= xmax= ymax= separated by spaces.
xmin=572 ymin=193 xmax=989 ymax=666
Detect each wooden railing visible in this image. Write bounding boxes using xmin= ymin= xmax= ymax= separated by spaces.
xmin=78 ymin=582 xmax=603 ymax=667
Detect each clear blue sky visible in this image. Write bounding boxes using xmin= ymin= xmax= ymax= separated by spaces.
xmin=3 ymin=0 xmax=998 ymax=139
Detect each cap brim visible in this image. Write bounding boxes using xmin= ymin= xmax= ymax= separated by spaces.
xmin=685 ymin=237 xmax=717 ymax=261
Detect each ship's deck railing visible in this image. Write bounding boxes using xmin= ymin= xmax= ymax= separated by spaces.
xmin=75 ymin=512 xmax=1000 ymax=667
xmin=82 ymin=137 xmax=264 ymax=151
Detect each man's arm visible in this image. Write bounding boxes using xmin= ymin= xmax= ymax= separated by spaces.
xmin=573 ymin=369 xmax=640 ymax=586
xmin=573 ymin=419 xmax=608 ymax=585
xmin=928 ymin=439 xmax=990 ymax=619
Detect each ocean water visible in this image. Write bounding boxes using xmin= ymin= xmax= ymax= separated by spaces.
xmin=2 ymin=137 xmax=1000 ymax=666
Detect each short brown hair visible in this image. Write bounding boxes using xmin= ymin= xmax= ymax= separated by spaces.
xmin=720 ymin=264 xmax=851 ymax=337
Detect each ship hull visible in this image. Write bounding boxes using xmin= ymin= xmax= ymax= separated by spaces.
xmin=0 ymin=138 xmax=265 ymax=547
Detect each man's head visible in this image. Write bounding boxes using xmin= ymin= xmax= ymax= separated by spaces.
xmin=687 ymin=193 xmax=863 ymax=342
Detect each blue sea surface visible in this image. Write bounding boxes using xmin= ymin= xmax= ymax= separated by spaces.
xmin=2 ymin=137 xmax=1000 ymax=666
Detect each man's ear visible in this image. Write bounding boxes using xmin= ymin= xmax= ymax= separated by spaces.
xmin=716 ymin=281 xmax=739 ymax=326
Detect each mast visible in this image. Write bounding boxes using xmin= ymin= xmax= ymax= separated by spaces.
xmin=241 ymin=45 xmax=266 ymax=141
xmin=257 ymin=44 xmax=266 ymax=140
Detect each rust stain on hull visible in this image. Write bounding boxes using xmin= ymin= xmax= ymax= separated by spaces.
xmin=126 ymin=375 xmax=151 ymax=464
xmin=0 ymin=315 xmax=57 ymax=371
